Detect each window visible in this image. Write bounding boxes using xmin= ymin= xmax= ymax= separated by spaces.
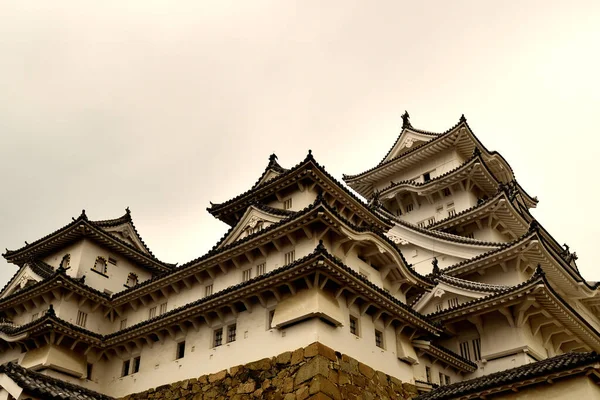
xmin=443 ymin=187 xmax=452 ymax=197
xmin=283 ymin=198 xmax=292 ymax=210
xmin=93 ymin=257 xmax=107 ymax=274
xmin=176 ymin=341 xmax=186 ymax=360
xmin=228 ymin=324 xmax=237 ymax=343
xmin=406 ymin=203 xmax=414 ymax=213
xmin=439 ymin=372 xmax=444 ymax=385
xmin=447 ymin=201 xmax=454 ymax=208
xmin=121 ymin=360 xmax=130 ymax=377
xmin=465 ymin=232 xmax=475 ymax=239
xmin=213 ymin=328 xmax=223 ymax=347
xmin=120 ymin=319 xmax=127 ymax=330
xmin=87 ymin=363 xmax=93 ymax=380
xmin=436 ymin=205 xmax=443 ymax=213
xmin=284 ymin=250 xmax=295 ymax=265
xmin=423 ymin=172 xmax=431 ymax=182
xmin=76 ymin=311 xmax=87 ymax=327
xmin=149 ymin=306 xmax=157 ymax=319
xmin=205 ymin=284 xmax=213 ymax=297
xmin=108 ymin=257 xmax=117 ymax=265
xmin=448 ymin=208 xmax=456 ymax=217
xmin=427 ymin=217 xmax=435 ymax=225
xmin=472 ymin=338 xmax=482 ymax=361
xmin=60 ymin=254 xmax=70 ymax=269
xmin=435 ymin=303 xmax=443 ymax=312
xmin=445 ymin=375 xmax=451 ymax=385
xmin=126 ymin=273 xmax=138 ymax=287
xmin=417 ymin=221 xmax=426 ymax=228
xmin=459 ymin=341 xmax=471 ymax=361
xmin=256 ymin=263 xmax=266 ymax=276
xmin=425 ymin=366 xmax=432 ymax=383
xmin=349 ymin=315 xmax=359 ymax=336
xmin=242 ymin=269 xmax=252 ymax=282
xmin=375 ymin=329 xmax=384 ymax=349
xmin=267 ymin=309 xmax=275 ymax=329
xmin=159 ymin=302 xmax=167 ymax=315
xmin=132 ymin=356 xmax=140 ymax=373
xmin=31 ymin=313 xmax=38 ymax=321
xmin=448 ymin=297 xmax=459 ymax=308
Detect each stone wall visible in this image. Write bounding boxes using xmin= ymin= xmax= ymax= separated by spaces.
xmin=120 ymin=342 xmax=419 ymax=400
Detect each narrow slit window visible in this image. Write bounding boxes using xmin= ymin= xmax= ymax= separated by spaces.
xmin=159 ymin=302 xmax=167 ymax=315
xmin=284 ymin=250 xmax=295 ymax=265
xmin=472 ymin=338 xmax=482 ymax=361
xmin=426 ymin=366 xmax=431 ymax=383
xmin=283 ymin=198 xmax=292 ymax=210
xmin=406 ymin=203 xmax=414 ymax=213
xmin=87 ymin=363 xmax=93 ymax=380
xmin=176 ymin=341 xmax=185 ymax=360
xmin=460 ymin=341 xmax=471 ymax=361
xmin=242 ymin=269 xmax=252 ymax=282
xmin=148 ymin=306 xmax=157 ymax=319
xmin=256 ymin=263 xmax=266 ymax=276
xmin=439 ymin=372 xmax=444 ymax=385
xmin=120 ymin=319 xmax=127 ymax=330
xmin=205 ymin=284 xmax=213 ymax=297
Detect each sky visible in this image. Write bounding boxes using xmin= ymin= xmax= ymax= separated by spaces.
xmin=1 ymin=1 xmax=599 ymax=287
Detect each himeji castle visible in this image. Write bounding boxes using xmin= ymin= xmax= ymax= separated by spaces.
xmin=1 ymin=112 xmax=599 ymax=400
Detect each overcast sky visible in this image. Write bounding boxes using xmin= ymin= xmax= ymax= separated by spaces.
xmin=1 ymin=1 xmax=599 ymax=287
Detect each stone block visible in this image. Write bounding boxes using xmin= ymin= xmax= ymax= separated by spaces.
xmin=291 ymin=348 xmax=305 ymax=365
xmin=276 ymin=351 xmax=292 ymax=365
xmin=294 ymin=356 xmax=330 ymax=386
xmin=238 ymin=380 xmax=256 ymax=394
xmin=247 ymin=358 xmax=272 ymax=371
xmin=309 ymin=375 xmax=341 ymax=400
xmin=358 ymin=362 xmax=375 ymax=379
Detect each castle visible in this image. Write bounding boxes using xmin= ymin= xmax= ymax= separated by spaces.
xmin=1 ymin=112 xmax=599 ymax=399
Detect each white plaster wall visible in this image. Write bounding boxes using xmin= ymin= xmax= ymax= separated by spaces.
xmin=43 ymin=240 xmax=84 ymax=276
xmin=412 ymin=356 xmax=463 ymax=386
xmin=266 ymin=189 xmax=317 ymax=212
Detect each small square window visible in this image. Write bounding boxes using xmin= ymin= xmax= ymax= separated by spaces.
xmin=205 ymin=284 xmax=213 ymax=297
xmin=375 ymin=329 xmax=384 ymax=349
xmin=121 ymin=360 xmax=130 ymax=377
xmin=256 ymin=263 xmax=266 ymax=276
xmin=159 ymin=302 xmax=167 ymax=315
xmin=213 ymin=328 xmax=223 ymax=347
xmin=132 ymin=356 xmax=140 ymax=374
xmin=228 ymin=324 xmax=237 ymax=343
xmin=148 ymin=306 xmax=157 ymax=319
xmin=242 ymin=269 xmax=252 ymax=282
xmin=349 ymin=315 xmax=359 ymax=336
xmin=423 ymin=172 xmax=431 ymax=182
xmin=284 ymin=250 xmax=295 ymax=265
xmin=76 ymin=311 xmax=88 ymax=327
xmin=176 ymin=341 xmax=186 ymax=360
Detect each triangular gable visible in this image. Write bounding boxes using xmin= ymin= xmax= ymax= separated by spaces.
xmin=100 ymin=222 xmax=150 ymax=255
xmin=413 ymin=281 xmax=492 ymax=315
xmin=382 ymin=129 xmax=438 ymax=164
xmin=0 ymin=264 xmax=48 ymax=299
xmin=255 ymin=169 xmax=284 ymax=188
xmin=252 ymin=154 xmax=289 ymax=189
xmin=217 ymin=205 xmax=288 ymax=249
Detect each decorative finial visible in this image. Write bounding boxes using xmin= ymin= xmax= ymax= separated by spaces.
xmin=472 ymin=147 xmax=481 ymax=157
xmin=534 ymin=264 xmax=545 ymax=276
xmin=528 ymin=220 xmax=539 ymax=233
xmin=126 ymin=207 xmax=131 ymax=214
xmin=24 ymin=241 xmax=28 ymax=246
xmin=80 ymin=209 xmax=88 ymax=221
xmin=46 ymin=304 xmax=55 ymax=316
xmin=401 ymin=110 xmax=411 ymax=128
xmin=432 ymin=258 xmax=440 ymax=275
xmin=269 ymin=153 xmax=278 ymax=163
xmin=460 ymin=114 xmax=467 ymax=123
xmin=316 ymin=240 xmax=325 ymax=251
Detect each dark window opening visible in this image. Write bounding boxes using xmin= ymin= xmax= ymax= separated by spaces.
xmin=176 ymin=341 xmax=185 ymax=360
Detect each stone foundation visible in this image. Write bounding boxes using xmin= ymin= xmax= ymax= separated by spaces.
xmin=120 ymin=342 xmax=418 ymax=400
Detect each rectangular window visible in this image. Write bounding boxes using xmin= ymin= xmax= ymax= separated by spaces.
xmin=448 ymin=298 xmax=459 ymax=308
xmin=256 ymin=263 xmax=266 ymax=276
xmin=425 ymin=366 xmax=431 ymax=383
xmin=448 ymin=208 xmax=456 ymax=217
xmin=349 ymin=315 xmax=359 ymax=336
xmin=417 ymin=221 xmax=426 ymax=228
xmin=176 ymin=341 xmax=186 ymax=360
xmin=149 ymin=306 xmax=157 ymax=319
xmin=159 ymin=302 xmax=167 ymax=315
xmin=443 ymin=188 xmax=452 ymax=197
xmin=121 ymin=360 xmax=130 ymax=377
xmin=375 ymin=329 xmax=384 ymax=349
xmin=120 ymin=319 xmax=127 ymax=330
xmin=465 ymin=232 xmax=475 ymax=239
xmin=459 ymin=341 xmax=471 ymax=361
xmin=213 ymin=328 xmax=223 ymax=347
xmin=445 ymin=375 xmax=451 ymax=385
xmin=108 ymin=257 xmax=117 ymax=265
xmin=283 ymin=198 xmax=293 ymax=210
xmin=436 ymin=205 xmax=443 ymax=213
xmin=406 ymin=203 xmax=414 ymax=213
xmin=284 ymin=250 xmax=295 ymax=265
xmin=31 ymin=313 xmax=38 ymax=321
xmin=439 ymin=372 xmax=444 ymax=385
xmin=472 ymin=338 xmax=482 ymax=361
xmin=423 ymin=172 xmax=431 ymax=182
xmin=268 ymin=309 xmax=275 ymax=329
xmin=205 ymin=284 xmax=213 ymax=297
xmin=427 ymin=217 xmax=435 ymax=225
xmin=447 ymin=201 xmax=455 ymax=208
xmin=76 ymin=311 xmax=88 ymax=327
xmin=242 ymin=269 xmax=252 ymax=282
xmin=132 ymin=356 xmax=140 ymax=373
xmin=87 ymin=363 xmax=93 ymax=380
xmin=435 ymin=303 xmax=443 ymax=312
xmin=228 ymin=324 xmax=237 ymax=343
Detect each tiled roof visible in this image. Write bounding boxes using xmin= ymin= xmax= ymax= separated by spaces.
xmin=433 ymin=274 xmax=510 ymax=293
xmin=0 ymin=259 xmax=55 ymax=299
xmin=0 ymin=362 xmax=114 ymax=400
xmin=413 ymin=340 xmax=477 ymax=372
xmin=3 ymin=209 xmax=173 ymax=270
xmin=251 ymin=153 xmax=289 ymax=189
xmin=90 ymin=208 xmax=155 ymax=256
xmin=415 ymin=351 xmax=600 ymax=400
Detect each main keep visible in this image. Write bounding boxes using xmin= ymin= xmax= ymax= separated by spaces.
xmin=1 ymin=113 xmax=599 ymax=400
